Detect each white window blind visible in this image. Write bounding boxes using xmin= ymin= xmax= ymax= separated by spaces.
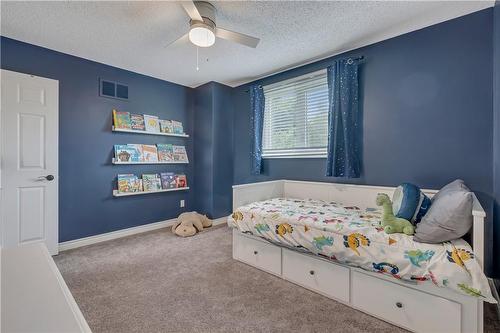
xmin=262 ymin=70 xmax=328 ymax=158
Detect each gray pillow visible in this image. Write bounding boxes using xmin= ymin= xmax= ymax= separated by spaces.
xmin=414 ymin=179 xmax=473 ymax=243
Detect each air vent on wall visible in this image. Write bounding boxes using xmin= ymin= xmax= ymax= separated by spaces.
xmin=100 ymin=79 xmax=129 ymax=100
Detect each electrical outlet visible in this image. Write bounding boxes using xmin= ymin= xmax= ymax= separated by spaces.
xmin=180 ymin=199 xmax=185 ymax=208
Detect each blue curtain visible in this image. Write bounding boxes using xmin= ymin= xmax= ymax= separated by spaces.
xmin=250 ymin=85 xmax=265 ymax=174
xmin=326 ymin=58 xmax=361 ymax=178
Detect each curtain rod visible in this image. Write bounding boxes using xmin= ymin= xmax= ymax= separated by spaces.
xmin=244 ymin=56 xmax=364 ymax=92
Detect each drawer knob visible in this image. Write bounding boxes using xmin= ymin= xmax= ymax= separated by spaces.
xmin=396 ymin=302 xmax=403 ymax=308
xmin=309 ymin=270 xmax=315 ymax=275
xmin=253 ymin=250 xmax=258 ymax=255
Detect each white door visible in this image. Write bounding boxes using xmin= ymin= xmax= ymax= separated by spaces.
xmin=1 ymin=69 xmax=59 ymax=255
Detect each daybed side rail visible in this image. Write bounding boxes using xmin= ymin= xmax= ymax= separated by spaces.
xmin=232 ymin=180 xmax=285 ymax=211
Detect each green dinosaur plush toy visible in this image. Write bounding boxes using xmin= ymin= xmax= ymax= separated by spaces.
xmin=376 ymin=193 xmax=415 ymax=235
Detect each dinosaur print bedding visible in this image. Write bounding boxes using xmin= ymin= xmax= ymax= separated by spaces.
xmin=228 ymin=197 xmax=496 ymax=303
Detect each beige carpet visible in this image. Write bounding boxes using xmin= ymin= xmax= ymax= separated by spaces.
xmin=55 ymin=225 xmax=499 ymax=333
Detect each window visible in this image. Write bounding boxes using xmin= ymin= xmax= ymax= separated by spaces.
xmin=262 ymin=70 xmax=328 ymax=158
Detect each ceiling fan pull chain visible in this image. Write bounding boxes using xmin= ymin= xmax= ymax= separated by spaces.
xmin=196 ymin=47 xmax=200 ymax=71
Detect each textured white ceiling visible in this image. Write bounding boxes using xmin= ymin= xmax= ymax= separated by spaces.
xmin=0 ymin=1 xmax=493 ymax=88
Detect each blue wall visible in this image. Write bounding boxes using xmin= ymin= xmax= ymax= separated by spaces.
xmin=193 ymin=82 xmax=234 ymax=218
xmin=193 ymin=83 xmax=215 ymax=216
xmin=212 ymin=83 xmax=234 ymax=218
xmin=232 ymin=9 xmax=496 ymax=275
xmin=493 ymin=1 xmax=500 ymax=279
xmin=0 ymin=37 xmax=194 ymax=242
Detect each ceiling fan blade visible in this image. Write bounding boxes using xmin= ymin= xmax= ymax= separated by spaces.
xmin=165 ymin=33 xmax=189 ymax=48
xmin=180 ymin=1 xmax=203 ymax=22
xmin=215 ymin=27 xmax=260 ymax=48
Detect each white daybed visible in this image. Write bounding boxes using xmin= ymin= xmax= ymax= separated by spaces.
xmin=231 ymin=180 xmax=489 ymax=333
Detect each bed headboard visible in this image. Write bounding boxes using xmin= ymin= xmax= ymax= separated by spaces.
xmin=232 ymin=179 xmax=486 ymax=270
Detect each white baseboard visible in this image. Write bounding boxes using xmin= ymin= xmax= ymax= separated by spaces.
xmin=58 ymin=216 xmax=228 ymax=252
xmin=58 ymin=219 xmax=176 ymax=252
xmin=211 ymin=216 xmax=228 ymax=227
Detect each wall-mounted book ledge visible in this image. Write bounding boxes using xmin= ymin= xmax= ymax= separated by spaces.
xmin=112 ymin=158 xmax=188 ymax=165
xmin=113 ymin=187 xmax=189 ymax=197
xmin=112 ymin=126 xmax=189 ymax=138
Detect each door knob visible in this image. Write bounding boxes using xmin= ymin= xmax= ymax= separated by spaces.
xmin=38 ymin=175 xmax=54 ymax=181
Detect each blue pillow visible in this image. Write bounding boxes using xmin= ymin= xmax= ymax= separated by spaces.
xmin=392 ymin=183 xmax=431 ymax=224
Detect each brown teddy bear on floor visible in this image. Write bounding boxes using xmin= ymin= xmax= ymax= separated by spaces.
xmin=172 ymin=212 xmax=212 ymax=237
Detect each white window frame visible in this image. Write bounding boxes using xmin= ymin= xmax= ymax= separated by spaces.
xmin=261 ymin=69 xmax=328 ymax=159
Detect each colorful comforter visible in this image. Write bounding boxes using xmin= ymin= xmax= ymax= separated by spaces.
xmin=228 ymin=198 xmax=495 ymax=303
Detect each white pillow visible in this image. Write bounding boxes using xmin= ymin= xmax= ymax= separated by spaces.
xmin=414 ymin=180 xmax=473 ymax=244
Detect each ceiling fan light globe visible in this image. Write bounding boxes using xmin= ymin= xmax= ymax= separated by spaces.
xmin=189 ymin=26 xmax=215 ymax=47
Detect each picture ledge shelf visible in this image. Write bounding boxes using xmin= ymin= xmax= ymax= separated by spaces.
xmin=112 ymin=158 xmax=188 ymax=165
xmin=112 ymin=126 xmax=189 ymax=138
xmin=113 ymin=187 xmax=189 ymax=197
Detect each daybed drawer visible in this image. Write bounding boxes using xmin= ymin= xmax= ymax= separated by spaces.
xmin=351 ymin=271 xmax=461 ymax=333
xmin=282 ymin=249 xmax=350 ymax=303
xmin=233 ymin=232 xmax=281 ymax=276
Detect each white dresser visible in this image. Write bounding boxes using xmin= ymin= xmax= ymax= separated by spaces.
xmin=1 ymin=243 xmax=90 ymax=332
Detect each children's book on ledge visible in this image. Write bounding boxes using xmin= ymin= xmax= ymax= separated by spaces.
xmin=114 ymin=144 xmax=143 ymax=162
xmin=113 ymin=109 xmax=132 ymax=130
xmin=142 ymin=145 xmax=159 ymax=162
xmin=173 ymin=145 xmax=188 ymax=162
xmin=130 ymin=114 xmax=145 ymax=131
xmin=114 ymin=144 xmax=188 ymax=163
xmin=176 ymin=174 xmax=187 ymax=188
xmin=117 ymin=174 xmax=143 ymax=193
xmin=159 ymin=119 xmax=173 ymax=133
xmin=117 ymin=173 xmax=188 ymax=193
xmin=144 ymin=115 xmax=160 ymax=133
xmin=142 ymin=174 xmax=161 ymax=191
xmin=157 ymin=144 xmax=174 ymax=162
xmin=112 ymin=109 xmax=184 ymax=135
xmin=172 ymin=120 xmax=183 ymax=134
xmin=160 ymin=172 xmax=176 ymax=189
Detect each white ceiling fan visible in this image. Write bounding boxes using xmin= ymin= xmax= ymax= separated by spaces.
xmin=172 ymin=1 xmax=260 ymax=48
